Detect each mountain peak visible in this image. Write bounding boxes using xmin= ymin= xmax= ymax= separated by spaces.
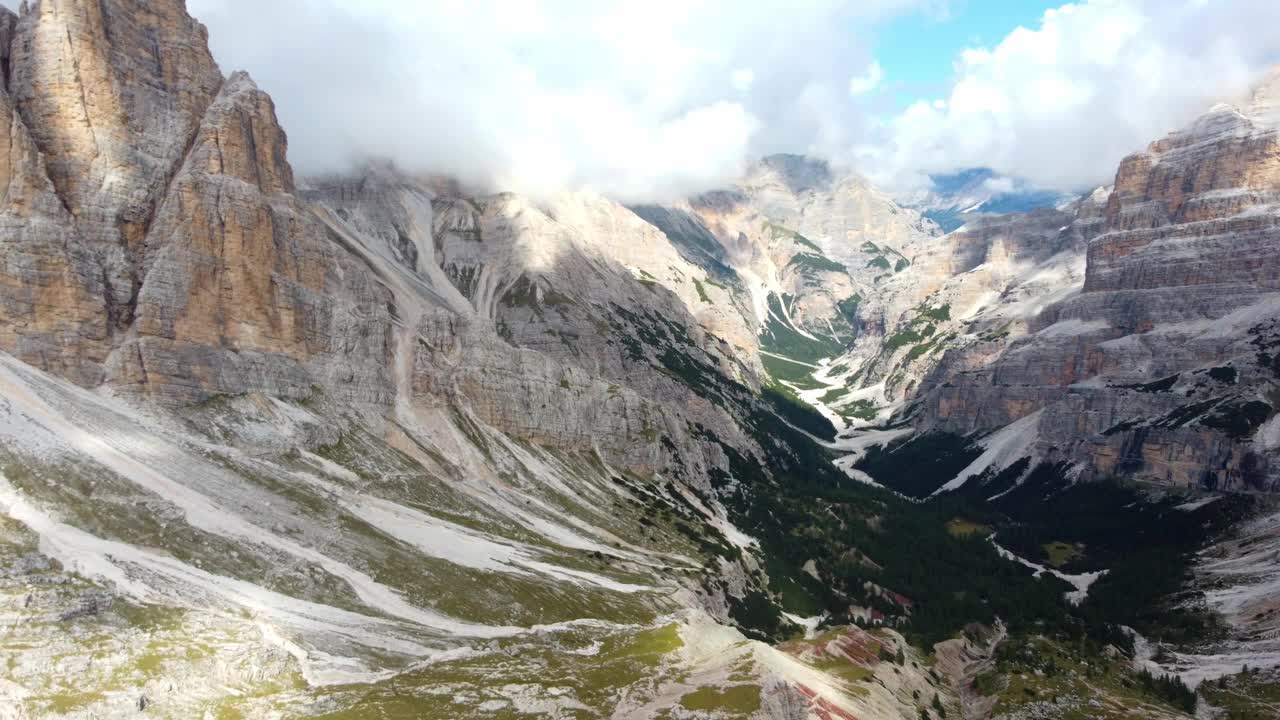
xmin=753 ymin=153 xmax=833 ymax=194
xmin=2 ymin=4 xmax=1279 ymax=719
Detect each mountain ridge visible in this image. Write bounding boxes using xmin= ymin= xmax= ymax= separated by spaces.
xmin=0 ymin=1 xmax=1278 ymax=718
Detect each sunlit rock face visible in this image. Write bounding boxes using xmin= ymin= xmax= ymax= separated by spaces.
xmin=842 ymin=200 xmax=1096 ymax=405
xmin=0 ymin=0 xmax=772 ymax=606
xmin=9 ymin=0 xmax=223 ymax=337
xmin=629 ymin=154 xmax=943 ymax=429
xmin=675 ymin=154 xmax=939 ymax=339
xmin=914 ymin=68 xmax=1280 ymax=490
xmin=0 ymin=7 xmax=824 ymax=718
xmin=0 ymin=4 xmax=111 ymax=386
xmin=0 ymin=1 xmax=398 ymax=406
xmin=302 ymin=170 xmax=758 ymax=484
xmin=107 ymin=71 xmax=398 ymax=407
xmin=2 ymin=2 xmax=1279 ymax=717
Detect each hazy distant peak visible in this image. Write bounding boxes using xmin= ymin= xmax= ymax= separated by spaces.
xmin=751 ymin=154 xmax=834 ymax=195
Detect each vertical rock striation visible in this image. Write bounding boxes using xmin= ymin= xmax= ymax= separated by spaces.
xmin=108 ymin=72 xmax=396 ymax=405
xmin=9 ymin=0 xmax=224 ymax=331
xmin=0 ymin=6 xmax=108 ymax=385
xmin=915 ymin=68 xmax=1280 ymax=489
xmin=0 ymin=2 xmax=397 ymax=406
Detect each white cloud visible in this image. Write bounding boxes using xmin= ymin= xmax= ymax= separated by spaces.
xmin=11 ymin=0 xmax=1263 ymax=200
xmin=848 ymin=61 xmax=884 ymax=96
xmin=980 ymin=176 xmax=1017 ymax=195
xmin=864 ymin=0 xmax=1280 ymax=191
xmin=186 ymin=0 xmax=919 ymax=202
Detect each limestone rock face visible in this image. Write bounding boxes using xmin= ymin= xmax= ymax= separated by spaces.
xmin=2 ymin=0 xmax=1273 ymax=497
xmin=307 ymin=170 xmax=758 ymax=481
xmin=632 ymin=155 xmax=940 ymax=406
xmin=411 ymin=307 xmax=730 ymax=479
xmin=109 ymin=73 xmax=395 ymax=406
xmin=0 ymin=2 xmax=398 ymax=408
xmin=735 ymin=155 xmax=938 ymax=259
xmin=432 ymin=191 xmax=754 ymax=385
xmin=0 ymin=5 xmax=794 ymax=664
xmin=796 ymin=182 xmax=1103 ymax=434
xmin=5 ymin=2 xmax=1280 ymax=716
xmin=838 ymin=202 xmax=1092 ymax=409
xmin=0 ymin=4 xmax=1004 ymax=718
xmin=675 ymin=155 xmax=938 ymax=340
xmin=0 ymin=6 xmax=107 ymax=385
xmin=1090 ymin=83 xmax=1280 ymax=299
xmin=913 ymin=69 xmax=1280 ymax=490
xmin=10 ymin=0 xmax=224 ymax=328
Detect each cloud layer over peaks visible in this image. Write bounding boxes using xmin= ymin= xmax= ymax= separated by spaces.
xmin=187 ymin=0 xmax=915 ymax=202
xmin=866 ymin=0 xmax=1280 ymax=191
xmin=179 ymin=1 xmax=1280 ymax=198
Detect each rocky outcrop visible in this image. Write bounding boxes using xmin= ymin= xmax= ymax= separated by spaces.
xmin=809 ymin=188 xmax=1102 ymax=429
xmin=734 ymin=155 xmax=938 ymax=260
xmin=410 ymin=306 xmax=730 ymax=478
xmin=0 ymin=5 xmax=801 ymax=677
xmin=0 ymin=5 xmax=108 ymax=386
xmin=5 ymin=3 xmax=1277 ymax=718
xmin=683 ymin=155 xmax=938 ymax=340
xmin=0 ymin=4 xmax=1166 ymax=720
xmin=107 ymin=73 xmax=396 ymax=406
xmin=913 ymin=68 xmax=1280 ymax=490
xmin=10 ymin=0 xmax=224 ymax=332
xmin=307 ymin=170 xmax=759 ymax=482
xmin=633 ymin=155 xmax=939 ymax=396
xmin=0 ymin=3 xmax=397 ymax=407
xmin=434 ymin=192 xmax=753 ymax=384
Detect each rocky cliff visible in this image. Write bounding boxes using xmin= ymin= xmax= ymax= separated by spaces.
xmin=0 ymin=0 xmax=777 ymax=487
xmin=0 ymin=0 xmax=398 ymax=409
xmin=0 ymin=4 xmax=836 ymax=717
xmin=2 ymin=4 xmax=966 ymax=717
xmin=636 ymin=154 xmax=939 ymax=413
xmin=2 ymin=2 xmax=1277 ymax=718
xmin=907 ymin=68 xmax=1280 ymax=491
xmin=302 ymin=170 xmax=767 ymax=483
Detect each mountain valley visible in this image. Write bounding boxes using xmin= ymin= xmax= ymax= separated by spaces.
xmin=0 ymin=2 xmax=1278 ymax=719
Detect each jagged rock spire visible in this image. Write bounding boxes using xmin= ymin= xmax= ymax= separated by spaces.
xmin=8 ymin=0 xmax=224 ymax=327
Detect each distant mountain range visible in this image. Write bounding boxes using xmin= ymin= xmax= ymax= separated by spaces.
xmin=896 ymin=167 xmax=1080 ymax=233
xmin=1 ymin=1 xmax=1278 ymax=718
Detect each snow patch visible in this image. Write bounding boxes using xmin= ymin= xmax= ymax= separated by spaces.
xmin=1175 ymin=496 xmax=1221 ymax=513
xmin=782 ymin=612 xmax=826 ymax=640
xmin=933 ymin=411 xmax=1042 ymax=496
xmin=990 ymin=537 xmax=1107 ymax=606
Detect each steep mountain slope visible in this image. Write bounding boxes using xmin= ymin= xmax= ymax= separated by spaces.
xmin=807 ymin=186 xmax=1108 ymax=427
xmin=0 ymin=0 xmax=397 ymax=408
xmin=912 ymin=67 xmax=1280 ymax=492
xmin=0 ymin=3 xmax=828 ymax=717
xmin=636 ymin=154 xmax=939 ymax=418
xmin=302 ymin=170 xmax=763 ymax=483
xmin=0 ymin=0 xmax=776 ymax=539
xmin=1 ymin=2 xmax=1276 ymax=719
xmin=818 ymin=67 xmax=1280 ymax=708
xmin=0 ymin=3 xmax=1040 ymax=719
